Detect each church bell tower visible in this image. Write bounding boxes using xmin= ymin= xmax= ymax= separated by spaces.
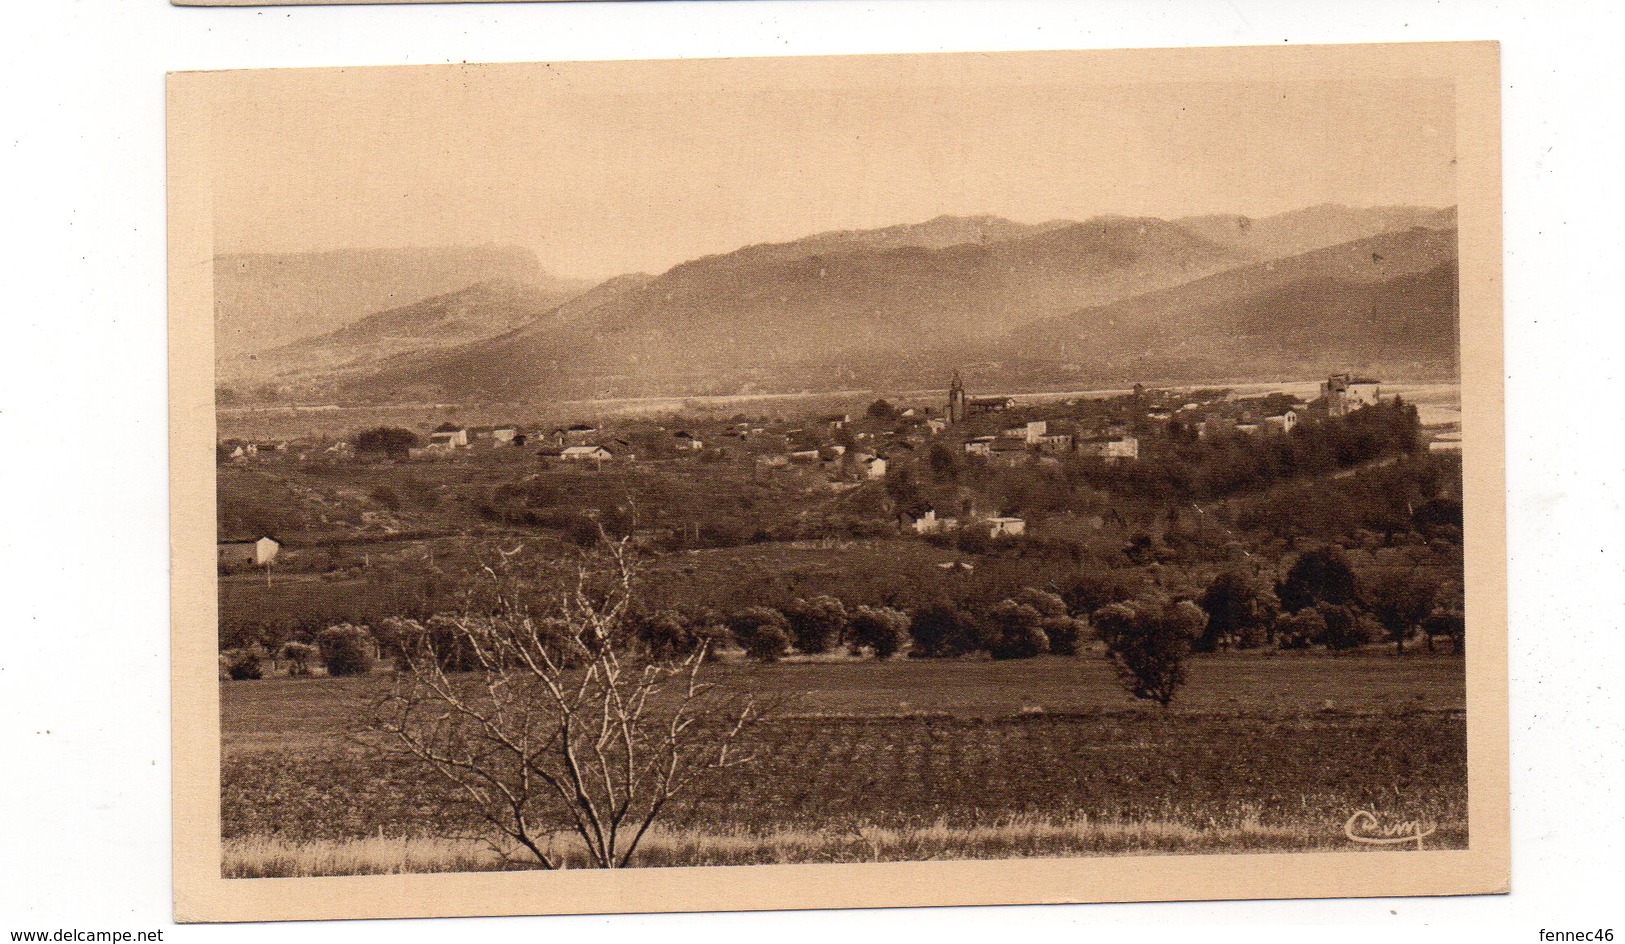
xmin=948 ymin=370 xmax=966 ymax=425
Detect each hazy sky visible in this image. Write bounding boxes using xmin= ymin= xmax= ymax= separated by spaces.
xmin=206 ymin=52 xmax=1457 ymax=280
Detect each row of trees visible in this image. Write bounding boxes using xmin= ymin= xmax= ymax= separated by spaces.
xmin=1197 ymin=546 xmax=1464 ymax=655
xmin=218 ymin=623 xmax=376 ymax=680
xmin=222 ymin=543 xmax=1463 ymax=682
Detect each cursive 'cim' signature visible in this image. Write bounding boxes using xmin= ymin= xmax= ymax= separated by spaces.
xmin=1343 ymin=810 xmax=1437 ymax=850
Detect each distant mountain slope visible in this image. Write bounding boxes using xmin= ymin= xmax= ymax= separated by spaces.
xmin=1175 ymin=204 xmax=1456 ymax=263
xmin=341 ymin=216 xmax=1251 ymax=402
xmin=214 ymin=245 xmax=556 ymax=379
xmin=1005 ymin=226 xmax=1459 ymax=381
xmin=241 ymin=278 xmax=598 ymax=386
xmin=717 ymin=214 xmax=1077 ymax=267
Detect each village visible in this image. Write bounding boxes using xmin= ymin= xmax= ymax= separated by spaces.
xmin=218 ymin=372 xmax=1403 ymax=569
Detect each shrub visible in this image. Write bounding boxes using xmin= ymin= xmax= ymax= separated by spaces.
xmin=1423 ymin=611 xmax=1466 ymax=653
xmin=1012 ymin=587 xmax=1068 ymax=618
xmin=1041 ymin=615 xmax=1087 ymax=656
xmin=726 ymin=607 xmax=792 ymax=663
xmin=907 ymin=601 xmax=981 ymax=658
xmin=781 ymin=595 xmax=849 ymax=655
xmin=317 ymin=623 xmax=376 ymax=677
xmin=979 ymin=600 xmax=1050 ymax=660
xmin=631 ymin=609 xmax=707 ymax=661
xmin=1275 ymin=608 xmax=1326 ymax=649
xmin=848 ymin=605 xmax=911 ymax=659
xmin=353 ymin=426 xmax=421 ymax=460
xmin=221 ymin=646 xmax=267 ymax=681
xmin=279 ymin=641 xmax=320 ymax=677
xmin=1315 ymin=603 xmax=1367 ymax=652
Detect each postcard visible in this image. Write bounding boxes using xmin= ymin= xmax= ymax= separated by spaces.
xmin=169 ymin=42 xmax=1506 ymax=921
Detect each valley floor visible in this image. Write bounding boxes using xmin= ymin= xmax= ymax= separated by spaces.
xmin=221 ymin=651 xmax=1466 ymax=875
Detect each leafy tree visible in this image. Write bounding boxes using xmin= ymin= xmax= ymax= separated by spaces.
xmin=1278 ymin=546 xmax=1359 ymax=613
xmin=1274 ymin=608 xmax=1326 ymax=649
xmin=727 ymin=606 xmax=792 ymax=663
xmin=221 ymin=646 xmax=266 ymax=681
xmin=907 ymin=600 xmax=981 ymax=658
xmin=1012 ymin=587 xmax=1068 ymax=618
xmin=629 ymin=608 xmax=704 ymax=661
xmin=317 ymin=623 xmax=376 ymax=676
xmin=279 ymin=641 xmax=320 ymax=677
xmin=1423 ymin=611 xmax=1466 ymax=654
xmin=1315 ymin=603 xmax=1368 ymax=652
xmin=848 ymin=605 xmax=911 ymax=658
xmin=866 ymin=398 xmax=897 ymax=420
xmin=781 ymin=595 xmax=849 ymax=655
xmin=353 ymin=426 xmax=421 ymax=460
xmin=1040 ymin=615 xmax=1087 ymax=656
xmin=1197 ymin=570 xmax=1276 ymax=651
xmin=927 ymin=441 xmax=963 ymax=483
xmin=1097 ymin=600 xmax=1204 ymax=707
xmin=1365 ymin=570 xmax=1440 ymax=653
xmin=979 ymin=600 xmax=1050 ymax=660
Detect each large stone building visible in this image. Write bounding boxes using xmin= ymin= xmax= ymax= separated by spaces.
xmin=1321 ymin=373 xmax=1382 ymax=417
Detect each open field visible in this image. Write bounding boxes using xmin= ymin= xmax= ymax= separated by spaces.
xmin=222 ymin=652 xmax=1466 ymax=870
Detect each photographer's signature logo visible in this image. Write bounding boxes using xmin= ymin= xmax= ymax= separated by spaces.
xmin=1343 ymin=810 xmax=1436 ymax=850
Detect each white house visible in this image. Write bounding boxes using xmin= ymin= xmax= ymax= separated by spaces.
xmin=560 ymin=445 xmax=613 ymax=462
xmin=491 ymin=425 xmax=518 ymax=445
xmin=1260 ymin=411 xmax=1298 ymax=434
xmin=1321 ymin=374 xmax=1381 ymax=417
xmin=674 ymin=431 xmax=703 ymax=451
xmin=859 ymin=455 xmax=887 ymax=480
xmin=907 ymin=508 xmax=960 ymax=535
xmin=218 ymin=535 xmax=281 ymax=568
xmin=429 ymin=425 xmax=469 ymax=449
xmin=986 ymin=517 xmax=1026 ymax=538
xmin=963 ymin=436 xmax=996 ymax=457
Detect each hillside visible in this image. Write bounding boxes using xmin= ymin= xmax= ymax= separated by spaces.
xmin=214 ymin=245 xmax=567 ymax=382
xmin=1175 ymin=204 xmax=1456 ymax=263
xmin=341 ymin=216 xmax=1250 ymax=402
xmin=237 ymin=278 xmax=600 ymax=389
xmin=1004 ymin=226 xmax=1460 ymax=382
xmin=715 ymin=214 xmax=1077 ymax=267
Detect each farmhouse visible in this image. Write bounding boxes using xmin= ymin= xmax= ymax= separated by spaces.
xmin=963 ymin=436 xmax=996 ymax=457
xmin=1260 ymin=410 xmax=1298 ymax=433
xmin=1078 ymin=434 xmax=1139 ymax=463
xmin=218 ymin=535 xmax=281 ymax=568
xmin=428 ymin=424 xmax=468 ymax=449
xmin=1321 ymin=373 xmax=1381 ymax=417
xmin=560 ymin=445 xmax=613 ymax=463
xmin=857 ymin=455 xmax=887 ymax=480
xmin=674 ymin=431 xmax=703 ymax=451
xmin=989 ymin=441 xmax=1034 ymax=466
xmin=985 ymin=517 xmax=1027 ymax=538
xmin=491 ymin=425 xmax=518 ymax=445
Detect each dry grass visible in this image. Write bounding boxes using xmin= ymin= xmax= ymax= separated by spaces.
xmin=224 ymin=810 xmax=1459 ymax=878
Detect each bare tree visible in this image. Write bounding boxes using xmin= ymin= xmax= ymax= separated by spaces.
xmin=363 ymin=539 xmax=762 ymax=869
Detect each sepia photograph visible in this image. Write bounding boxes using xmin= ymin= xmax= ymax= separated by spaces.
xmin=167 ymin=42 xmax=1506 ymax=921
